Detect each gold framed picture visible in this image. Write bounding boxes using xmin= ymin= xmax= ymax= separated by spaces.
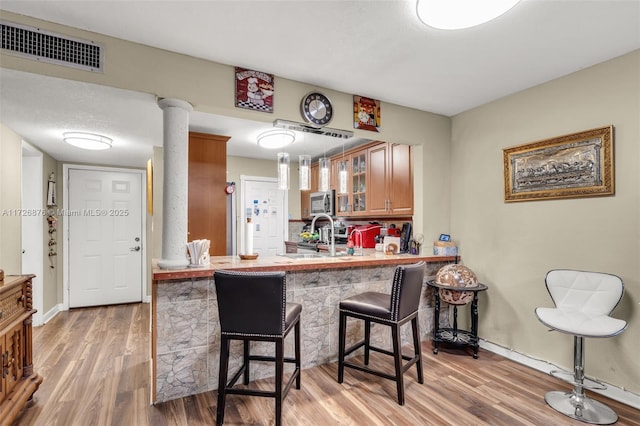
xmin=503 ymin=125 xmax=614 ymax=202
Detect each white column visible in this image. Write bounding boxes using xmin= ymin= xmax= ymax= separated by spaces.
xmin=157 ymin=98 xmax=193 ymax=269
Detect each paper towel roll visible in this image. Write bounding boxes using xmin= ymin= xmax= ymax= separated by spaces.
xmin=245 ymin=219 xmax=254 ymax=255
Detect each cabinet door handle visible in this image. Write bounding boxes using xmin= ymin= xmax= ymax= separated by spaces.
xmin=2 ymin=351 xmax=7 ymax=378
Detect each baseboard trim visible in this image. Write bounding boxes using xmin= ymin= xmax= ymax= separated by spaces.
xmin=479 ymin=339 xmax=640 ymax=410
xmin=42 ymin=303 xmax=63 ymax=325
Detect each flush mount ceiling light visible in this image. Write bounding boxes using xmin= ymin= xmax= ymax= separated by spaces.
xmin=416 ymin=0 xmax=521 ymax=30
xmin=63 ymin=132 xmax=113 ymax=150
xmin=257 ymin=129 xmax=296 ymax=149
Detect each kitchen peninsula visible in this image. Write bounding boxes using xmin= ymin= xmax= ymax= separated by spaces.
xmin=151 ymin=252 xmax=458 ymax=403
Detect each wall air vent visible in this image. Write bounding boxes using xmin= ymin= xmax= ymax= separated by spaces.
xmin=1 ymin=20 xmax=103 ymax=72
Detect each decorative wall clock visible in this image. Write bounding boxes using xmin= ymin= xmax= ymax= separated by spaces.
xmin=301 ymin=91 xmax=333 ymax=127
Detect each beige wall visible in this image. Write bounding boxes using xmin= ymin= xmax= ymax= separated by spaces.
xmin=0 ymin=123 xmax=22 ymax=274
xmin=0 ymin=128 xmax=61 ymax=314
xmin=450 ymin=50 xmax=640 ymax=394
xmin=41 ymin=152 xmax=60 ymax=314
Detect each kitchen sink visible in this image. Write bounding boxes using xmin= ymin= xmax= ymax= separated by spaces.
xmin=278 ymin=253 xmax=326 ymax=259
xmin=278 ymin=251 xmax=347 ymax=259
xmin=297 ymin=241 xmax=320 ymax=250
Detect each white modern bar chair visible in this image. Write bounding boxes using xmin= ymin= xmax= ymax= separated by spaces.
xmin=535 ymin=269 xmax=627 ymax=425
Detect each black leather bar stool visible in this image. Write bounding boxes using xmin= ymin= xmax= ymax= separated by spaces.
xmin=214 ymin=270 xmax=302 ymax=426
xmin=338 ymin=261 xmax=426 ymax=405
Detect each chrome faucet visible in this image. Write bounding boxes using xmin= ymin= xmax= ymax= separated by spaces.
xmin=310 ymin=213 xmax=335 ymax=257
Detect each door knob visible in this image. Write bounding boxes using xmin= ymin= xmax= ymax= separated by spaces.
xmin=129 ymin=246 xmax=141 ymax=252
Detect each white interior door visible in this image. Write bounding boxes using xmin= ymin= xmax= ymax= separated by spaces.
xmin=68 ymin=168 xmax=143 ymax=308
xmin=240 ymin=176 xmax=288 ymax=256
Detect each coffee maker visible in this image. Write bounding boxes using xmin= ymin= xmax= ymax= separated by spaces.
xmin=399 ymin=222 xmax=412 ymax=253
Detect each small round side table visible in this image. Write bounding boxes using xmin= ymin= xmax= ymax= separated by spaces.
xmin=427 ymin=280 xmax=488 ymax=359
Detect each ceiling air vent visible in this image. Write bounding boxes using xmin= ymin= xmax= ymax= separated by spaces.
xmin=1 ymin=20 xmax=103 ymax=72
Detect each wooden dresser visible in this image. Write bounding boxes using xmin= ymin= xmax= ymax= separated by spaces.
xmin=0 ymin=274 xmax=42 ymax=426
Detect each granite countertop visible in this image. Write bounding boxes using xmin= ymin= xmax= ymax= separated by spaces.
xmin=152 ymin=251 xmax=458 ymax=281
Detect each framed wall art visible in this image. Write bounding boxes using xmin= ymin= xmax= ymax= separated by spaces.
xmin=503 ymin=125 xmax=614 ymax=202
xmin=353 ymin=95 xmax=380 ymax=132
xmin=235 ymin=67 xmax=274 ymax=113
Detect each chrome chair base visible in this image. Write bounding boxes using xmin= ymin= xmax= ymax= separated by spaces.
xmin=545 ymin=390 xmax=618 ymax=425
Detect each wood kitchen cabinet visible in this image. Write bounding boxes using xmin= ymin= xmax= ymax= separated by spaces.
xmin=188 ymin=132 xmax=230 ymax=256
xmin=366 ymin=142 xmax=413 ymax=216
xmin=0 ymin=274 xmax=42 ymax=425
xmin=351 ymin=150 xmax=368 ymax=215
xmin=332 ymin=149 xmax=364 ymax=216
xmin=388 ymin=143 xmax=413 ymax=215
xmin=334 ymin=142 xmax=412 ymax=217
xmin=301 ymin=141 xmax=413 ymax=219
xmin=333 ymin=148 xmax=367 ymax=216
xmin=367 ymin=143 xmax=388 ymax=215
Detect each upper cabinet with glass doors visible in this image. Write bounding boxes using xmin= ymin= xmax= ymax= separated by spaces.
xmin=351 ymin=150 xmax=368 ymax=215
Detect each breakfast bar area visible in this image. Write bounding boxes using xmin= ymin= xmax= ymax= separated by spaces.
xmin=151 ymin=253 xmax=457 ymax=403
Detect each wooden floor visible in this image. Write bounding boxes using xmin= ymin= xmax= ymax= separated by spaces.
xmin=13 ymin=303 xmax=639 ymax=425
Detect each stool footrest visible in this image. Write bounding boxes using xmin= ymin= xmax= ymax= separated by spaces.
xmin=249 ymin=355 xmax=298 ymax=364
xmin=343 ymin=356 xmax=420 ymax=379
xmin=549 ymin=369 xmax=607 ymax=391
xmin=343 ymin=350 xmax=420 ymax=381
xmin=344 ymin=340 xmax=413 ymax=362
xmin=343 ymin=361 xmax=398 ymax=381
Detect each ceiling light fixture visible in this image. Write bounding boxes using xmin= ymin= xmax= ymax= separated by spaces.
xmin=416 ymin=0 xmax=521 ymax=30
xmin=63 ymin=132 xmax=113 ymax=150
xmin=257 ymin=129 xmax=295 ymax=149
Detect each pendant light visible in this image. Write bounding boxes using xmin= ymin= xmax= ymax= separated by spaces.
xmin=299 ymin=154 xmax=311 ymax=191
xmin=277 ymin=152 xmax=290 ymax=190
xmin=318 ymin=157 xmax=330 ymax=192
xmin=299 ymin=133 xmax=311 ymax=191
xmin=337 ymin=142 xmax=348 ymax=195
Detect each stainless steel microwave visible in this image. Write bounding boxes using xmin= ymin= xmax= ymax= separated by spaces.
xmin=310 ymin=190 xmax=335 ymax=216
